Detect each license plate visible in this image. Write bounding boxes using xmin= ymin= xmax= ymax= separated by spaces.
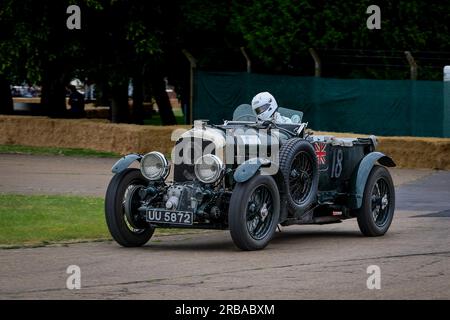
xmin=146 ymin=209 xmax=193 ymax=225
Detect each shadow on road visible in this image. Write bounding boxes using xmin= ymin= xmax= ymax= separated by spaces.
xmin=121 ymin=228 xmax=365 ymax=252
xmin=271 ymin=229 xmax=362 ymax=243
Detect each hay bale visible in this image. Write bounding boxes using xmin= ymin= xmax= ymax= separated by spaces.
xmin=377 ymin=136 xmax=450 ymax=170
xmin=0 ymin=115 xmax=188 ymax=155
xmin=1 ymin=115 xmax=449 ymax=169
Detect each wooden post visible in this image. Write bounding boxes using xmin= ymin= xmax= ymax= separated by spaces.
xmin=405 ymin=51 xmax=418 ymax=80
xmin=240 ymin=47 xmax=251 ymax=73
xmin=182 ymin=49 xmax=197 ymax=124
xmin=309 ymin=48 xmax=321 ymax=77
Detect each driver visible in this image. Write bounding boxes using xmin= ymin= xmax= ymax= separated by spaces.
xmin=251 ymin=92 xmax=294 ymax=124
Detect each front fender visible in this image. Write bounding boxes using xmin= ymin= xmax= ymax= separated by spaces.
xmin=349 ymin=152 xmax=396 ymax=209
xmin=233 ymin=158 xmax=271 ymax=183
xmin=111 ymin=154 xmax=142 ymax=174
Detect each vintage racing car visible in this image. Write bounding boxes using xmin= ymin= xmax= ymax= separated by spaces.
xmin=105 ymin=105 xmax=396 ymax=250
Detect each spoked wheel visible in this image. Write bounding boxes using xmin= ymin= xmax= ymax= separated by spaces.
xmin=246 ymin=185 xmax=275 ymax=241
xmin=229 ymin=175 xmax=280 ymax=250
xmin=278 ymin=138 xmax=318 ymax=214
xmin=123 ymin=184 xmax=148 ymax=231
xmin=105 ymin=168 xmax=154 ymax=247
xmin=289 ymin=151 xmax=314 ymax=204
xmin=356 ymin=165 xmax=395 ymax=236
xmin=371 ymin=178 xmax=391 ymax=227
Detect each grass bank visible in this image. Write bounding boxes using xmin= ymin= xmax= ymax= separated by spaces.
xmin=0 ymin=194 xmax=108 ymax=248
xmin=0 ymin=194 xmax=195 ymax=248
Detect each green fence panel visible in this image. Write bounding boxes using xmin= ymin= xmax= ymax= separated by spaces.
xmin=193 ymin=71 xmax=447 ymax=137
xmin=445 ymin=81 xmax=450 ymax=137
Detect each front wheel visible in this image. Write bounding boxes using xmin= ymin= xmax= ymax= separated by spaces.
xmin=105 ymin=168 xmax=154 ymax=247
xmin=356 ymin=165 xmax=395 ymax=236
xmin=228 ymin=174 xmax=280 ymax=250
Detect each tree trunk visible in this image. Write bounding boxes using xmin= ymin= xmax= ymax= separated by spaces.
xmin=110 ymin=83 xmax=130 ymax=123
xmin=40 ymin=65 xmax=67 ymax=118
xmin=131 ymin=74 xmax=144 ymax=125
xmin=151 ymin=74 xmax=176 ymax=125
xmin=95 ymin=79 xmax=111 ymax=108
xmin=0 ymin=76 xmax=14 ymax=115
xmin=143 ymin=77 xmax=153 ymax=120
xmin=178 ymin=80 xmax=189 ymax=124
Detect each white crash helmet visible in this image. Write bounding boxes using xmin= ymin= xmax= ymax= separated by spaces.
xmin=251 ymin=92 xmax=278 ymax=121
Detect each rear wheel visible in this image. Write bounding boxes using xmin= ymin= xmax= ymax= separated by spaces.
xmin=228 ymin=175 xmax=280 ymax=250
xmin=105 ymin=168 xmax=154 ymax=247
xmin=356 ymin=165 xmax=395 ymax=236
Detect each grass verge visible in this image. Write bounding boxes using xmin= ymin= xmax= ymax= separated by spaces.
xmin=144 ymin=108 xmax=185 ymax=126
xmin=0 ymin=194 xmax=205 ymax=248
xmin=0 ymin=194 xmax=109 ymax=248
xmin=0 ymin=145 xmax=119 ymax=157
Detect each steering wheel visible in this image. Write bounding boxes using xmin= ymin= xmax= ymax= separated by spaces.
xmin=234 ymin=114 xmax=257 ymax=121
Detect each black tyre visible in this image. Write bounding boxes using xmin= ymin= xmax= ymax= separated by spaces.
xmin=356 ymin=165 xmax=395 ymax=236
xmin=105 ymin=168 xmax=154 ymax=247
xmin=278 ymin=138 xmax=318 ymax=213
xmin=228 ymin=174 xmax=280 ymax=250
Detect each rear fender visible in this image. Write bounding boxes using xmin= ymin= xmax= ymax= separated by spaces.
xmin=111 ymin=154 xmax=142 ymax=174
xmin=349 ymin=152 xmax=395 ymax=209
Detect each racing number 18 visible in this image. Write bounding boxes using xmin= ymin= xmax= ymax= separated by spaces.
xmin=331 ymin=149 xmax=343 ymax=178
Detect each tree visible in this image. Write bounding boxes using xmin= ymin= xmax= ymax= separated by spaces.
xmin=0 ymin=0 xmax=86 ymax=116
xmin=2 ymin=0 xmax=449 ymax=122
xmin=231 ymin=0 xmax=450 ymax=78
xmin=0 ymin=76 xmax=13 ymax=114
xmin=80 ymin=0 xmax=178 ymax=124
xmin=0 ymin=0 xmax=179 ymax=124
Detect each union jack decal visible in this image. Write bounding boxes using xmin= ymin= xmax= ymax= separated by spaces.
xmin=314 ymin=142 xmax=327 ymax=165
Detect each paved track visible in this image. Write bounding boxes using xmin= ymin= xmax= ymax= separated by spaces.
xmin=0 ymin=154 xmax=449 ymax=299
